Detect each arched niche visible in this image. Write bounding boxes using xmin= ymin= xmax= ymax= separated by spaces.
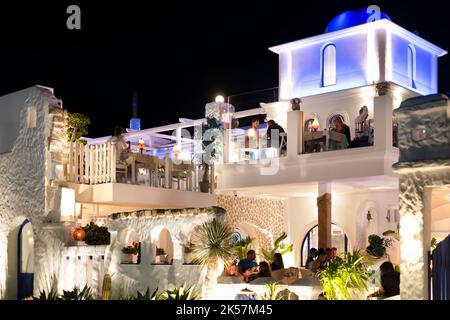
xmin=7 ymin=217 xmax=35 ymax=300
xmin=300 ymin=223 xmax=348 ymax=267
xmin=117 ymin=228 xmax=140 ymax=264
xmin=151 ymin=227 xmax=174 ymax=265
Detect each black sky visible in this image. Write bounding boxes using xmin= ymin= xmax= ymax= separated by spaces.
xmin=0 ymin=0 xmax=449 ymax=138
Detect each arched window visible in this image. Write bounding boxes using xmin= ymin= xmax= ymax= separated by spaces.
xmin=321 ymin=44 xmax=337 ymax=87
xmin=300 ymin=223 xmax=348 ymax=267
xmin=407 ymin=44 xmax=417 ymax=89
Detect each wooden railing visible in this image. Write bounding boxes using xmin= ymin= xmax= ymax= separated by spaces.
xmin=67 ymin=142 xmax=117 ymax=184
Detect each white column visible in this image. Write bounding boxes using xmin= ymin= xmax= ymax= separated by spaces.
xmin=287 ymin=110 xmax=302 ymax=157
xmin=373 ymin=94 xmax=394 ymax=151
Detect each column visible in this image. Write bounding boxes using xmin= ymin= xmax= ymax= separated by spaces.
xmin=287 ymin=110 xmax=302 ymax=157
xmin=317 ymin=182 xmax=332 ymax=249
xmin=373 ymin=94 xmax=394 ymax=151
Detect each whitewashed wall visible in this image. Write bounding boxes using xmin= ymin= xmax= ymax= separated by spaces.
xmin=287 ymin=189 xmax=400 ymax=267
xmin=105 ymin=212 xmax=214 ymax=299
xmin=0 ymin=86 xmax=67 ymax=299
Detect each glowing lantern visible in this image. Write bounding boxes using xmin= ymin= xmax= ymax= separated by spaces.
xmin=138 ymin=138 xmax=145 ymax=153
xmin=311 ymin=119 xmax=320 ymax=131
xmin=71 ymin=226 xmax=85 ymax=241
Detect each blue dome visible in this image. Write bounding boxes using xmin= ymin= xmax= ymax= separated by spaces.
xmin=325 ymin=9 xmax=392 ymax=33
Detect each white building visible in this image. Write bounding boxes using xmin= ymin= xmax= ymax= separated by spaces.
xmin=0 ymin=9 xmax=449 ymax=300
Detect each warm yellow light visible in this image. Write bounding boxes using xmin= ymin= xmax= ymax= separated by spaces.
xmin=311 ymin=119 xmax=320 ymax=130
xmin=138 ymin=138 xmax=145 ymax=149
xmin=215 ymin=95 xmax=225 ymax=103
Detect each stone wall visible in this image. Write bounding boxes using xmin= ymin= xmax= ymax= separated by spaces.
xmin=217 ymin=195 xmax=286 ymax=255
xmin=0 ymin=86 xmax=68 ymax=299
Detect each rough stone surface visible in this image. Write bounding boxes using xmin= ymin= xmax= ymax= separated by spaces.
xmin=217 ymin=195 xmax=286 ymax=256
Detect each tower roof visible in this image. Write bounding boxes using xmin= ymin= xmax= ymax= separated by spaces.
xmin=325 ymin=8 xmax=392 ymax=33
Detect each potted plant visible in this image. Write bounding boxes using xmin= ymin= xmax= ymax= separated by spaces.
xmin=155 ymin=247 xmax=167 ymax=264
xmin=122 ymin=244 xmax=139 ymax=264
xmin=316 ymin=250 xmax=369 ymax=300
xmin=82 ymin=222 xmax=111 ymax=245
xmin=366 ymin=234 xmax=392 ymax=259
xmin=182 ymin=242 xmax=195 ymax=264
xmin=199 ymin=117 xmax=221 ymax=193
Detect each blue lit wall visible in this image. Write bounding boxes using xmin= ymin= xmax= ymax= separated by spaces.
xmin=286 ymin=32 xmax=369 ymax=98
xmin=129 ymin=118 xmax=141 ymax=131
xmin=391 ymin=33 xmax=438 ymax=95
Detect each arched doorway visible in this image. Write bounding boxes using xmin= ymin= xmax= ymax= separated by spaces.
xmin=300 ymin=223 xmax=348 ymax=267
xmin=7 ymin=217 xmax=34 ymax=300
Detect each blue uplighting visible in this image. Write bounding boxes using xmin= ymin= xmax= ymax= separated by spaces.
xmin=130 ymin=118 xmax=141 ymax=131
xmin=325 ymin=9 xmax=392 ymax=33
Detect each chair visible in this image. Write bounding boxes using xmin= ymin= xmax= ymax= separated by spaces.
xmin=115 ymin=160 xmax=129 ymax=183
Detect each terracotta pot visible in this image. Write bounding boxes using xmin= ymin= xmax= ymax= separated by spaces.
xmin=71 ymin=227 xmax=85 ymax=241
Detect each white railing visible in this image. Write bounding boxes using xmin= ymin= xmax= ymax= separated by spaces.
xmin=67 ymin=142 xmax=117 ymax=184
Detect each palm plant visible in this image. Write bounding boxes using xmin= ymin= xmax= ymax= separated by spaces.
xmin=156 ymin=283 xmax=199 ymax=300
xmin=232 ymin=236 xmax=254 ymax=260
xmin=60 ymin=285 xmax=94 ymax=300
xmin=261 ymin=232 xmax=293 ymax=262
xmin=317 ymin=250 xmax=369 ymax=300
xmin=259 ymin=282 xmax=285 ymax=300
xmin=33 ymin=288 xmax=60 ymax=300
xmin=191 ymin=218 xmax=234 ymax=298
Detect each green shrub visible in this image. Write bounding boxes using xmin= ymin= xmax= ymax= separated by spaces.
xmin=83 ymin=222 xmax=110 ymax=245
xmin=366 ymin=234 xmax=392 ymax=258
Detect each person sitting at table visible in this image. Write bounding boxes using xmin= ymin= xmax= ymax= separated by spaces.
xmin=271 ymin=252 xmax=285 ymax=271
xmin=109 ymin=126 xmax=131 ymax=160
xmin=305 ymin=248 xmax=317 ymax=270
xmin=255 ymin=261 xmax=272 ymax=278
xmin=266 ymin=120 xmax=286 ymax=152
xmin=221 ymin=262 xmax=245 ymax=281
xmin=331 ymin=116 xmax=351 ymax=148
xmin=352 ymin=106 xmax=372 ymax=148
xmin=310 ymin=248 xmax=327 ymax=273
xmin=238 ymin=250 xmax=258 ymax=282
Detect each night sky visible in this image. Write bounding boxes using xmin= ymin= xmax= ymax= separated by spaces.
xmin=0 ymin=1 xmax=448 ymax=138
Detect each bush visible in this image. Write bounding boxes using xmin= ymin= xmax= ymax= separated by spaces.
xmin=122 ymin=246 xmax=138 ymax=254
xmin=366 ymin=234 xmax=392 ymax=258
xmin=83 ymin=222 xmax=111 ymax=245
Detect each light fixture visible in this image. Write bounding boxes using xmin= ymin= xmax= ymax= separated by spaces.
xmin=138 ymin=138 xmax=145 ymax=154
xmin=311 ymin=119 xmax=320 ymax=131
xmin=386 ymin=209 xmax=391 ymax=222
xmin=215 ymin=95 xmax=225 ymax=103
xmin=366 ymin=210 xmax=373 ymax=222
xmin=138 ymin=168 xmax=147 ymax=175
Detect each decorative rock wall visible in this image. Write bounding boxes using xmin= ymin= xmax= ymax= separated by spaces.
xmin=217 ymin=195 xmax=286 ymax=256
xmin=0 ymin=86 xmax=69 ymax=298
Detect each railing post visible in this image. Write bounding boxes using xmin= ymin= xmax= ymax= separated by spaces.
xmin=287 ymin=110 xmax=302 ymax=157
xmin=111 ymin=142 xmax=117 ymax=183
xmin=102 ymin=143 xmax=107 ymax=183
xmin=164 ymin=150 xmax=171 ymax=189
xmin=68 ymin=143 xmax=73 ymax=181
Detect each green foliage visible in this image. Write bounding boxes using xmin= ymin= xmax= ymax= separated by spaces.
xmin=156 ymin=283 xmax=199 ymax=300
xmin=317 ymin=250 xmax=369 ymax=300
xmin=61 ymin=285 xmax=94 ymax=300
xmin=156 ymin=247 xmax=167 ymax=256
xmin=67 ymin=112 xmax=90 ymax=145
xmin=431 ymin=238 xmax=438 ymax=250
xmin=122 ymin=246 xmax=139 ymax=254
xmin=102 ymin=274 xmax=112 ymax=300
xmin=191 ymin=218 xmax=234 ymax=269
xmin=259 ymin=282 xmax=285 ymax=300
xmin=82 ymin=222 xmax=111 ymax=245
xmin=33 ymin=288 xmax=60 ymax=300
xmin=382 ymin=223 xmax=400 ymax=241
xmin=232 ymin=236 xmax=254 ymax=260
xmin=132 ymin=288 xmax=158 ymax=300
xmin=261 ymin=232 xmax=293 ymax=262
xmin=181 ymin=242 xmax=194 ymax=254
xmin=366 ymin=234 xmax=392 ymax=258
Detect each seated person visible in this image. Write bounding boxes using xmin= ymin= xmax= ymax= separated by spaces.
xmin=266 ymin=120 xmax=286 ymax=151
xmin=305 ymin=248 xmax=317 ymax=270
xmin=219 ymin=262 xmax=245 ymax=283
xmin=368 ymin=262 xmax=400 ymax=299
xmin=109 ymin=126 xmax=131 ymax=161
xmin=331 ymin=117 xmax=351 ymax=148
xmin=310 ymin=248 xmax=327 ymax=273
xmin=380 ymin=261 xmax=400 ymax=298
xmin=255 ymin=261 xmax=272 ymax=278
xmin=238 ymin=250 xmax=258 ymax=282
xmin=271 ymin=252 xmax=285 ymax=272
xmin=352 ymin=106 xmax=372 ymax=147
